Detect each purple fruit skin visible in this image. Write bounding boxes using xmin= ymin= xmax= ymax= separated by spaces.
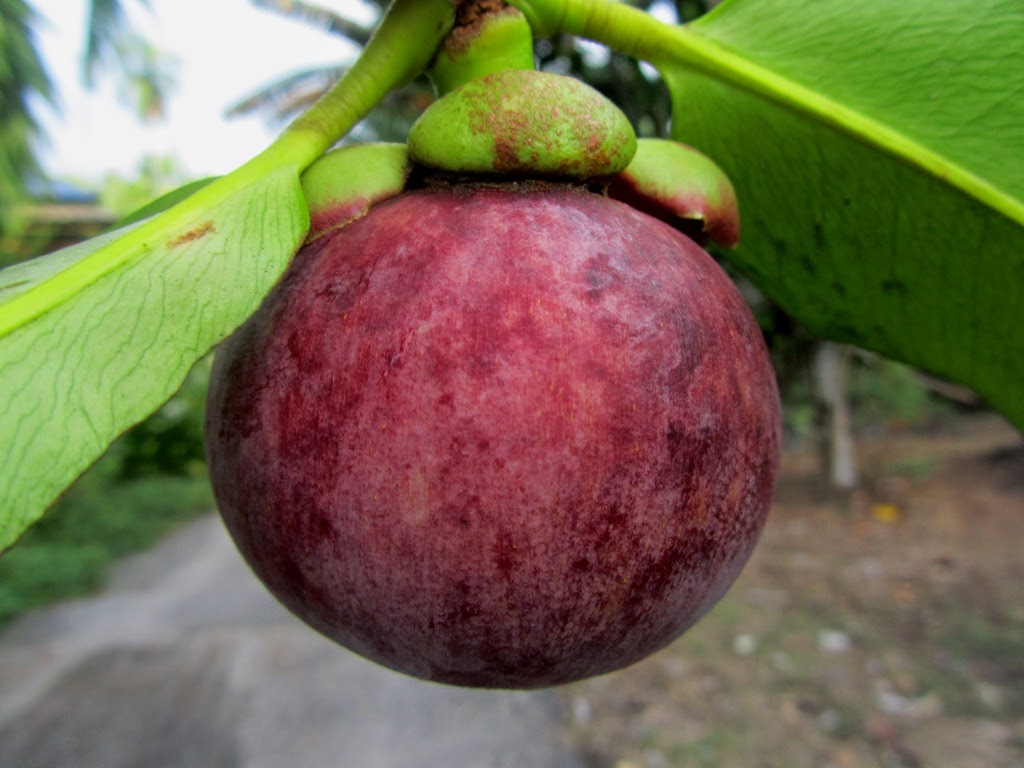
xmin=205 ymin=184 xmax=780 ymax=688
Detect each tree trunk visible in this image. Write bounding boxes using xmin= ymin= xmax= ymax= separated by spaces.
xmin=814 ymin=342 xmax=858 ymax=490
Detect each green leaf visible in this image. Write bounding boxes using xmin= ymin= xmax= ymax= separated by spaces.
xmin=509 ymin=0 xmax=1024 ymax=430
xmin=668 ymin=0 xmax=1024 ymax=429
xmin=116 ymin=176 xmax=219 ymax=227
xmin=0 ymin=223 xmax=144 ymax=308
xmin=0 ymin=168 xmax=308 ymax=552
xmin=0 ymin=0 xmax=455 ymax=552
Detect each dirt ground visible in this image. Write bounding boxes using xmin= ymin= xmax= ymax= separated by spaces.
xmin=559 ymin=412 xmax=1024 ymax=768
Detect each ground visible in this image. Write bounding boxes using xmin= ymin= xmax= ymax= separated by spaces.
xmin=559 ymin=412 xmax=1024 ymax=768
xmin=1 ymin=411 xmax=1020 ymax=767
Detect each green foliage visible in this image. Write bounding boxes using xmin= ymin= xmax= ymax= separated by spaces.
xmin=98 ymin=154 xmax=191 ymax=218
xmin=0 ymin=166 xmax=308 ymax=553
xmin=846 ymin=357 xmax=944 ymax=429
xmin=667 ymin=0 xmax=1024 ymax=428
xmin=116 ymin=355 xmax=210 ymax=479
xmin=0 ymin=0 xmax=52 ymax=208
xmin=776 ymin=354 xmax=948 ymax=441
xmin=0 ymin=0 xmax=456 ymax=552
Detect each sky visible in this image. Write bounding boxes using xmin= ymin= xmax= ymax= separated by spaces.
xmin=31 ymin=0 xmax=374 ymax=183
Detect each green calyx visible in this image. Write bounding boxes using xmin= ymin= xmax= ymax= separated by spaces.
xmin=297 ymin=7 xmax=730 ymax=245
xmin=430 ymin=5 xmax=535 ymax=95
xmin=408 ymin=69 xmax=637 ymax=179
xmin=609 ymin=139 xmax=740 ymax=248
xmin=301 ymin=143 xmax=411 ymax=242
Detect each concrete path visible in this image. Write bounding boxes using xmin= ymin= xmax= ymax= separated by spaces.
xmin=0 ymin=516 xmax=583 ymax=768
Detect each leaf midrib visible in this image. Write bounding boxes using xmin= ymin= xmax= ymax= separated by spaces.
xmin=0 ymin=173 xmax=251 ymax=340
xmin=660 ymin=25 xmax=1024 ymax=228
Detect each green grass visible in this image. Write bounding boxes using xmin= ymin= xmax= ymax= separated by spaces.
xmin=0 ymin=448 xmax=213 ymax=632
xmin=889 ymin=455 xmax=936 ymax=478
xmin=932 ymin=612 xmax=1024 ymax=716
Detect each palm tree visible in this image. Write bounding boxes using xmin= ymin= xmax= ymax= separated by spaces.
xmin=81 ymin=0 xmax=176 ymax=120
xmin=0 ymin=0 xmax=173 ymax=216
xmin=0 ymin=0 xmax=53 ymax=207
xmin=227 ymin=0 xmax=431 ymax=143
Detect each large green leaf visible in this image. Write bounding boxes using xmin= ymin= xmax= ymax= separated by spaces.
xmin=670 ymin=0 xmax=1024 ymax=429
xmin=511 ymin=0 xmax=1024 ymax=430
xmin=0 ymin=168 xmax=306 ymax=552
xmin=0 ymin=0 xmax=454 ymax=552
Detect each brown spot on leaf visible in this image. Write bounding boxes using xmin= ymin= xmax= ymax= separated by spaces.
xmin=168 ymin=220 xmax=216 ymax=248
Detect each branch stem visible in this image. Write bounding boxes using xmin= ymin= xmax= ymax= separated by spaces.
xmin=262 ymin=0 xmax=455 ymax=169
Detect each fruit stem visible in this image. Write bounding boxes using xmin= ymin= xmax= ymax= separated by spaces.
xmin=259 ymin=0 xmax=456 ymax=171
xmin=430 ymin=1 xmax=537 ymax=95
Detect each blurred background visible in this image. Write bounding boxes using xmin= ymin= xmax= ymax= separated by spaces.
xmin=1 ymin=1 xmax=1022 ymax=766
